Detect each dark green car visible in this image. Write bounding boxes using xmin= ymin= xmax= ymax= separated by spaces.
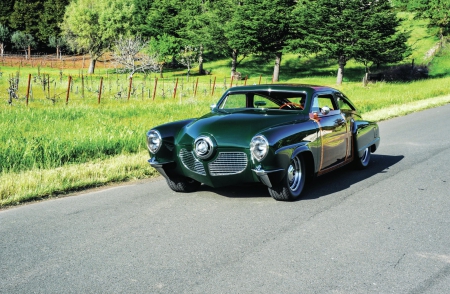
xmin=146 ymin=84 xmax=380 ymax=201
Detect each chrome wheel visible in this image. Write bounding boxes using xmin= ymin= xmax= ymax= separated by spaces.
xmin=268 ymin=155 xmax=306 ymax=201
xmin=360 ymin=147 xmax=370 ymax=166
xmin=288 ymin=156 xmax=303 ymax=192
xmin=354 ymin=146 xmax=371 ymax=169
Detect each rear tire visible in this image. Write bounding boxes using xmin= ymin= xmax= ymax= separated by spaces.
xmin=268 ymin=155 xmax=305 ymax=201
xmin=166 ymin=175 xmax=201 ymax=192
xmin=354 ymin=146 xmax=371 ymax=169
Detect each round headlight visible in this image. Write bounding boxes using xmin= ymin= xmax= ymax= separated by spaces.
xmin=194 ymin=136 xmax=214 ymax=159
xmin=147 ymin=130 xmax=162 ymax=154
xmin=250 ymin=135 xmax=269 ymax=162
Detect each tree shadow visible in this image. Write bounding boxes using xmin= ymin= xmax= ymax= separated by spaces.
xmin=198 ymin=154 xmax=404 ymax=200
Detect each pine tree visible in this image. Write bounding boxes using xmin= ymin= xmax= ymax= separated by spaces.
xmin=289 ymin=0 xmax=409 ymax=84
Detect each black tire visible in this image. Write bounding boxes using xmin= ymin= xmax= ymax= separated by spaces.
xmin=268 ymin=155 xmax=306 ymax=201
xmin=166 ymin=175 xmax=201 ymax=192
xmin=354 ymin=146 xmax=371 ymax=169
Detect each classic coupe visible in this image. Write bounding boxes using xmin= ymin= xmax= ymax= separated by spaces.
xmin=146 ymin=84 xmax=380 ymax=201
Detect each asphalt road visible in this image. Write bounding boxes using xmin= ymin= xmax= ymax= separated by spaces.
xmin=1 ymin=105 xmax=450 ymax=293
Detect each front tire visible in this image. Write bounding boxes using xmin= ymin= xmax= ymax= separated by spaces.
xmin=166 ymin=175 xmax=201 ymax=192
xmin=268 ymin=155 xmax=306 ymax=201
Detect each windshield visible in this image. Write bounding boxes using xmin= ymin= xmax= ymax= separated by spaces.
xmin=217 ymin=91 xmax=307 ymax=111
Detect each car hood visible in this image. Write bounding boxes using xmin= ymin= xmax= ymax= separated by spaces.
xmin=176 ymin=109 xmax=308 ymax=148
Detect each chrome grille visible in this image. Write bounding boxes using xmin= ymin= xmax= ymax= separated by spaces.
xmin=179 ymin=149 xmax=206 ymax=175
xmin=209 ymin=152 xmax=248 ymax=176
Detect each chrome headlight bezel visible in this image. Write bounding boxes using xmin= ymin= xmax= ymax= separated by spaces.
xmin=250 ymin=135 xmax=269 ymax=162
xmin=194 ymin=135 xmax=215 ymax=160
xmin=147 ymin=130 xmax=162 ymax=154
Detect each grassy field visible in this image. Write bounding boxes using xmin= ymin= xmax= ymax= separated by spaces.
xmin=1 ymin=13 xmax=449 ymax=207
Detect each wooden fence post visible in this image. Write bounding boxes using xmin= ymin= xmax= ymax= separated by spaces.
xmin=127 ymin=76 xmax=133 ymax=101
xmin=81 ymin=75 xmax=85 ymax=98
xmin=26 ymin=74 xmax=31 ymax=106
xmin=66 ymin=76 xmax=72 ymax=105
xmin=152 ymin=77 xmax=158 ymax=100
xmin=173 ymin=78 xmax=178 ymax=99
xmin=194 ymin=77 xmax=199 ymax=97
xmin=98 ymin=77 xmax=103 ymax=104
xmin=211 ymin=76 xmax=216 ymax=96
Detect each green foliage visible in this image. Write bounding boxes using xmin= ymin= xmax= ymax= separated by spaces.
xmin=11 ymin=31 xmax=35 ymax=57
xmin=0 ymin=24 xmax=10 ymax=55
xmin=0 ymin=0 xmax=15 ymax=24
xmin=61 ymin=0 xmax=134 ymax=73
xmin=407 ymin=0 xmax=450 ymax=40
xmin=38 ymin=0 xmax=69 ymax=44
xmin=9 ymin=0 xmax=43 ymax=37
xmin=148 ymin=33 xmax=180 ymax=76
xmin=142 ymin=0 xmax=183 ymax=39
xmin=289 ymin=0 xmax=409 ymax=84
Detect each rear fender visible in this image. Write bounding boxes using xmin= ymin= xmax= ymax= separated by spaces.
xmin=353 ymin=121 xmax=380 ymax=157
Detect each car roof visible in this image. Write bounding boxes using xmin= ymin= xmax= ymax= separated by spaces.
xmin=226 ymin=84 xmax=337 ymax=94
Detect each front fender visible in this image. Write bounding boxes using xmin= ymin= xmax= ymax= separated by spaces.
xmin=147 ymin=118 xmax=196 ymax=162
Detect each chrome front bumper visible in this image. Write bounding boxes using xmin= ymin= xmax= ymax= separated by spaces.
xmin=252 ymin=168 xmax=284 ymax=188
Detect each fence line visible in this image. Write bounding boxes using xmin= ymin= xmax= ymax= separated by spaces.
xmin=1 ymin=70 xmax=272 ymax=106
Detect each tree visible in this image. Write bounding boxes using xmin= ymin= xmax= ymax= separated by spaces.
xmin=9 ymin=0 xmax=43 ymax=46
xmin=38 ymin=0 xmax=70 ymax=45
xmin=407 ymin=0 xmax=450 ymax=46
xmin=112 ymin=35 xmax=159 ymax=77
xmin=48 ymin=35 xmax=66 ymax=59
xmin=0 ymin=0 xmax=15 ymax=25
xmin=0 ymin=24 xmax=10 ymax=57
xmin=148 ymin=33 xmax=179 ymax=77
xmin=224 ymin=1 xmax=257 ymax=77
xmin=177 ymin=45 xmax=199 ymax=78
xmin=177 ymin=0 xmax=209 ymax=75
xmin=143 ymin=0 xmax=184 ymax=39
xmin=289 ymin=0 xmax=409 ymax=85
xmin=61 ymin=0 xmax=134 ymax=74
xmin=11 ymin=31 xmax=36 ymax=59
xmin=225 ymin=0 xmax=296 ymax=81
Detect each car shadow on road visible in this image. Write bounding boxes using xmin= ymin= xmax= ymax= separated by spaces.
xmin=198 ymin=154 xmax=404 ymax=200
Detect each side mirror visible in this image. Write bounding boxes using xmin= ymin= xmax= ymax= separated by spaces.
xmin=210 ymin=104 xmax=217 ymax=112
xmin=321 ymin=106 xmax=330 ymax=115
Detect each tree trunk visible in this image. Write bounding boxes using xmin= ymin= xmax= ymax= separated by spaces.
xmin=198 ymin=45 xmax=205 ymax=75
xmin=88 ymin=58 xmax=96 ymax=74
xmin=336 ymin=55 xmax=346 ymax=85
xmin=273 ymin=52 xmax=282 ymax=82
xmin=27 ymin=45 xmax=31 ymax=60
xmin=159 ymin=63 xmax=164 ymax=78
xmin=231 ymin=49 xmax=238 ymax=78
xmin=0 ymin=43 xmax=4 ymax=57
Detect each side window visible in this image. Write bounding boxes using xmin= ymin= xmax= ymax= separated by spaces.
xmin=220 ymin=94 xmax=247 ymax=109
xmin=336 ymin=95 xmax=355 ymax=111
xmin=311 ymin=94 xmax=337 ymax=114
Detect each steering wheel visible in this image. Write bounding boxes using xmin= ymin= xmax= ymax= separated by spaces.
xmin=279 ymin=102 xmax=304 ymax=110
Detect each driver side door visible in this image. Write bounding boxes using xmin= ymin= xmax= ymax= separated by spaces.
xmin=311 ymin=93 xmax=350 ymax=174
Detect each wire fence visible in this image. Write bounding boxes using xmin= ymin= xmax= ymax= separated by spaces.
xmin=0 ymin=54 xmax=275 ymax=106
xmin=0 ymin=69 xmax=271 ymax=107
